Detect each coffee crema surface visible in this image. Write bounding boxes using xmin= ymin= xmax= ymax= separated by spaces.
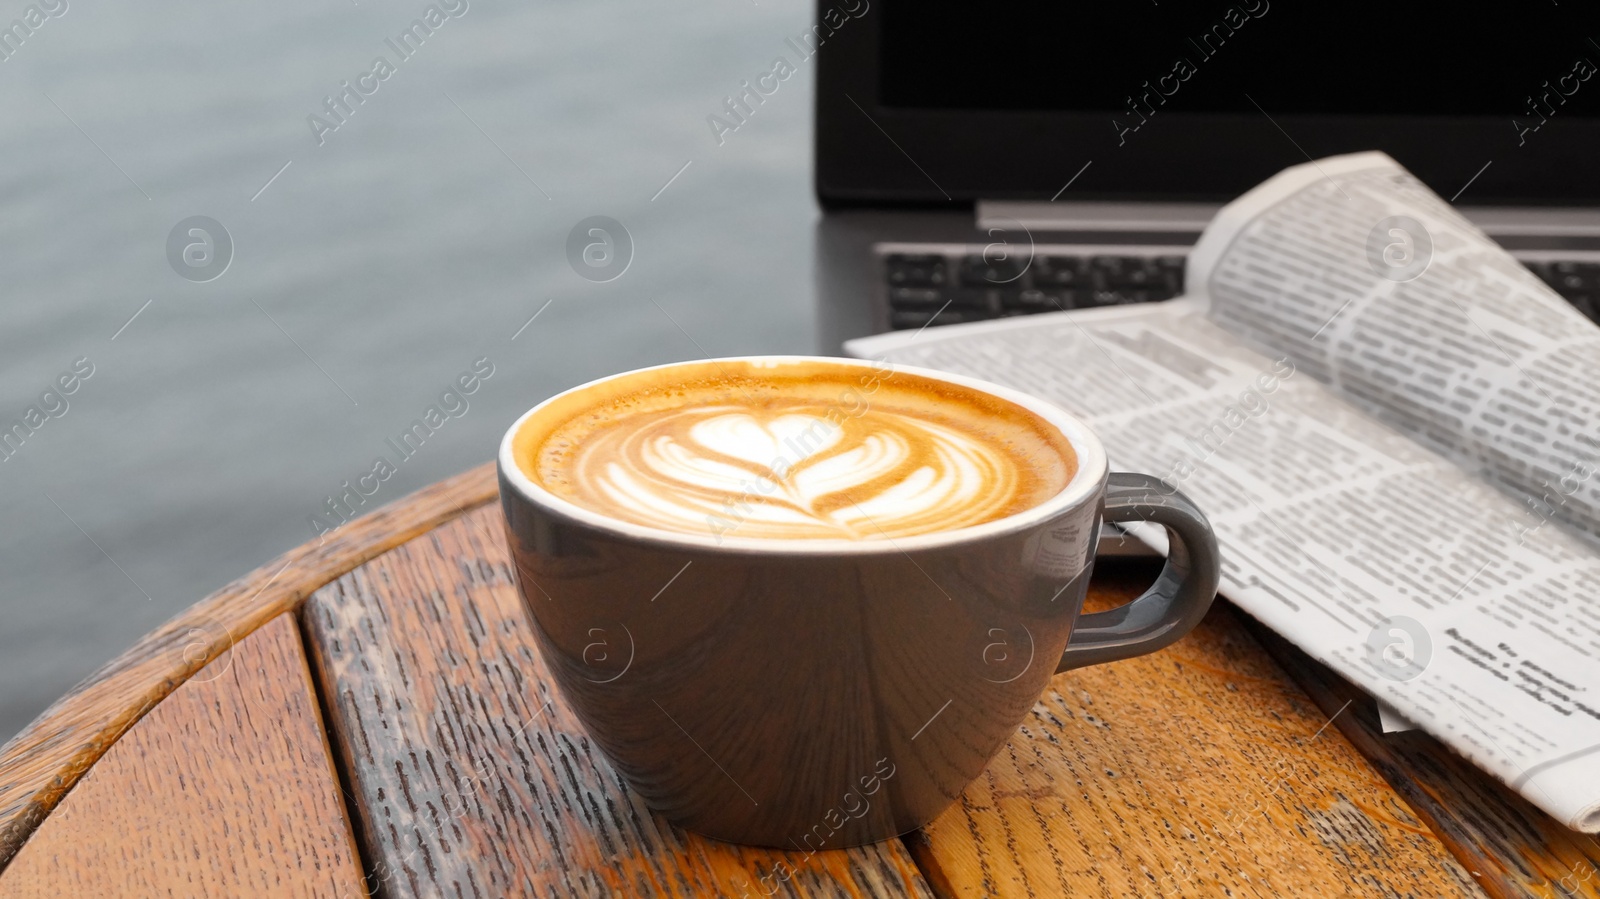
xmin=515 ymin=359 xmax=1077 ymax=541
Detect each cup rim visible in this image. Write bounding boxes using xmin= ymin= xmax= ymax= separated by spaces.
xmin=497 ymin=355 xmax=1109 ymax=555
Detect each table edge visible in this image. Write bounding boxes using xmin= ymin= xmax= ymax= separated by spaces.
xmin=0 ymin=460 xmax=499 ymax=871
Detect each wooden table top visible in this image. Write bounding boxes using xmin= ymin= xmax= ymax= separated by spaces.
xmin=0 ymin=463 xmax=1596 ymax=898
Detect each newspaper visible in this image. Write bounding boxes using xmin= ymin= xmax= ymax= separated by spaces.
xmin=847 ymin=152 xmax=1600 ymax=832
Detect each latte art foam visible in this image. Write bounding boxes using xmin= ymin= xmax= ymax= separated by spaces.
xmin=516 ymin=360 xmax=1076 ymax=541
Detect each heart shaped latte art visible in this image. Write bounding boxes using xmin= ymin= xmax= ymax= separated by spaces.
xmin=561 ymin=403 xmax=1031 ymax=540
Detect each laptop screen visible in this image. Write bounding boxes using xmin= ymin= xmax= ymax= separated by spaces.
xmin=880 ymin=3 xmax=1600 ymax=117
xmin=816 ymin=1 xmax=1600 ymax=204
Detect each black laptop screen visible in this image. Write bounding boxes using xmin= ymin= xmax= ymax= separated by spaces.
xmin=880 ymin=3 xmax=1600 ymax=118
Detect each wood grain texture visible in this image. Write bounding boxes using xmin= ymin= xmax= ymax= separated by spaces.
xmin=8 ymin=454 xmax=1584 ymax=897
xmin=300 ymin=506 xmax=933 ymax=899
xmin=910 ymin=564 xmax=1488 ymax=899
xmin=0 ymin=614 xmax=368 ymax=899
xmin=0 ymin=462 xmax=498 ymax=872
xmin=1247 ymin=618 xmax=1600 ymax=899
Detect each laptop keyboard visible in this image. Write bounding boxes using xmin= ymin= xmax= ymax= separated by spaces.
xmin=883 ymin=251 xmax=1600 ymax=330
xmin=1523 ymin=260 xmax=1600 ymax=322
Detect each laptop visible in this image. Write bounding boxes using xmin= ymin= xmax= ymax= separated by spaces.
xmin=809 ymin=1 xmax=1600 ymax=557
xmin=811 ymin=1 xmax=1600 ymax=354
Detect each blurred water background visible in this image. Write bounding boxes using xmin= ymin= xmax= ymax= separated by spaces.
xmin=0 ymin=0 xmax=826 ymax=740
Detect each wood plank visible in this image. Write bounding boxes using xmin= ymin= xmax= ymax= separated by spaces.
xmin=1248 ymin=618 xmax=1600 ymax=899
xmin=910 ymin=563 xmax=1488 ymax=899
xmin=300 ymin=506 xmax=932 ymax=898
xmin=0 ymin=615 xmax=368 ymax=898
xmin=0 ymin=461 xmax=498 ymax=871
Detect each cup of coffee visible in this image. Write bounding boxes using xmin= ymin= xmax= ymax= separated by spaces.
xmin=497 ymin=356 xmax=1218 ymax=849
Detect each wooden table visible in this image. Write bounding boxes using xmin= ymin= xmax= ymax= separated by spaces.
xmin=0 ymin=464 xmax=1595 ymax=898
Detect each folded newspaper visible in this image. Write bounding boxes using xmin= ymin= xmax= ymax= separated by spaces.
xmin=846 ymin=152 xmax=1600 ymax=832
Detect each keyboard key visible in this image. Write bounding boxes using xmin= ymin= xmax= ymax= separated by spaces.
xmin=885 ymin=253 xmax=946 ymax=287
xmin=1083 ymin=289 xmax=1158 ymax=306
xmin=946 ymin=287 xmax=992 ymax=309
xmin=889 ymin=310 xmax=936 ymax=330
xmin=1549 ymin=261 xmax=1600 ymax=295
xmin=1087 ymin=256 xmax=1129 ymax=287
xmin=1033 ymin=256 xmax=1086 ymax=288
xmin=888 ymin=287 xmax=943 ymax=309
xmin=1567 ymin=293 xmax=1599 ymax=322
xmin=888 ymin=287 xmax=991 ymax=312
xmin=1156 ymin=255 xmax=1186 ymax=292
xmin=960 ymin=253 xmax=1025 ymax=286
xmin=1005 ymin=289 xmax=1062 ymax=311
xmin=888 ymin=308 xmax=986 ymax=330
xmin=1089 ymin=256 xmax=1161 ymax=289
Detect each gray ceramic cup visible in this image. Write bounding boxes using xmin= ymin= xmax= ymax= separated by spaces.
xmin=498 ymin=356 xmax=1219 ymax=850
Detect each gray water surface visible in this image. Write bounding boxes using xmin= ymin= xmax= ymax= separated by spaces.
xmin=0 ymin=0 xmax=834 ymax=740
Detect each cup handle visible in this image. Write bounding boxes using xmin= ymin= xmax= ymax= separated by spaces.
xmin=1056 ymin=472 xmax=1221 ymax=673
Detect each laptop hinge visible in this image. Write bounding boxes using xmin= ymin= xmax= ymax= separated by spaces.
xmin=981 ymin=199 xmax=1600 ymax=241
xmin=977 ymin=201 xmax=1217 ymax=234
